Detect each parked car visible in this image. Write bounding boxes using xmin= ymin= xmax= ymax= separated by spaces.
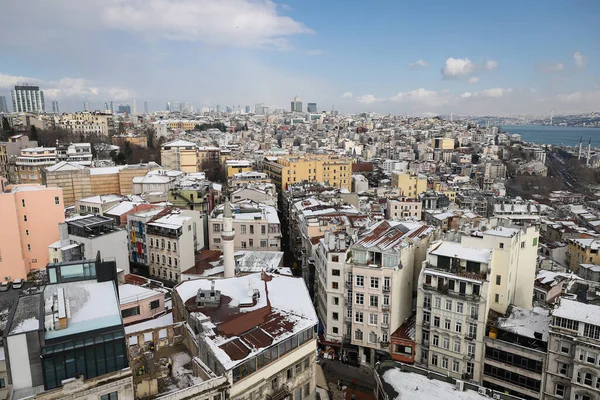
xmin=0 ymin=282 xmax=9 ymax=292
xmin=12 ymin=279 xmax=24 ymax=289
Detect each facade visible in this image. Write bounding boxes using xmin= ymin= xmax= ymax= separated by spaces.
xmin=126 ymin=207 xmax=166 ymax=267
xmin=0 ymin=185 xmax=64 ymax=280
xmin=567 ymin=238 xmax=600 ymax=273
xmin=386 ymin=197 xmax=422 ymax=219
xmin=147 ymin=209 xmax=204 ymax=282
xmin=58 ymin=112 xmax=115 ymax=136
xmin=16 ymin=147 xmax=56 ymax=184
xmin=391 ymin=172 xmax=428 ymax=199
xmin=56 ymin=143 xmax=93 ymax=166
xmin=42 ymin=162 xmax=92 ymax=206
xmin=415 ymin=225 xmax=539 ymax=384
xmin=11 ymin=85 xmax=45 ymax=113
xmin=263 ymin=154 xmax=353 ymax=192
xmin=291 ymin=96 xmax=302 ymax=112
xmin=119 ymin=283 xmax=165 ymax=325
xmin=0 ymin=135 xmax=38 ymax=183
xmin=307 ymin=103 xmax=317 ymax=113
xmin=173 ymin=272 xmax=318 ymax=400
xmin=0 ymin=95 xmax=7 ymax=113
xmin=225 ymin=159 xmax=253 ymax=178
xmin=208 ymin=200 xmax=281 ymax=252
xmin=229 ymin=171 xmax=273 ymax=188
xmin=543 ymin=299 xmax=600 ymax=400
xmin=160 ymin=140 xmax=199 ymax=172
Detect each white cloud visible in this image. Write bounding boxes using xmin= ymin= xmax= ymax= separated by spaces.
xmin=390 ymin=88 xmax=450 ymax=106
xmin=341 ymin=92 xmax=353 ymax=98
xmin=467 ymin=76 xmax=479 ymax=84
xmin=539 ymin=62 xmax=565 ymax=74
xmin=573 ymin=52 xmax=586 ymax=69
xmin=356 ymin=94 xmax=384 ymax=105
xmin=556 ymin=90 xmax=600 ymax=103
xmin=409 ymin=59 xmax=429 ymax=70
xmin=480 ymin=87 xmax=512 ymax=98
xmin=441 ymin=57 xmax=497 ymax=79
xmin=460 ymin=92 xmax=474 ymax=99
xmin=0 ymin=73 xmax=40 ymax=89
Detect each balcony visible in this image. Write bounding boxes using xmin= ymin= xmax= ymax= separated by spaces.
xmin=381 ymin=322 xmax=389 ymax=329
xmin=266 ymin=384 xmax=290 ymax=400
xmin=380 ymin=341 xmax=390 ymax=349
xmin=345 ymin=281 xmax=353 ymax=289
xmin=422 ymin=339 xmax=429 ymax=348
xmin=382 ymin=304 xmax=390 ymax=311
xmin=382 ymin=286 xmax=390 ymax=293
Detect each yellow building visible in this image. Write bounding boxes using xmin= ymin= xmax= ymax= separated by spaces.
xmin=43 ymin=162 xmax=92 ymax=206
xmin=224 ymin=159 xmax=253 ymax=178
xmin=16 ymin=147 xmax=57 ymax=184
xmin=165 ymin=120 xmax=199 ymax=130
xmin=391 ymin=172 xmax=428 ymax=199
xmin=59 ymin=111 xmax=115 ymax=136
xmin=160 ymin=140 xmax=199 ymax=172
xmin=567 ymin=238 xmax=600 ymax=272
xmin=432 ymin=137 xmax=455 ymax=150
xmin=263 ymin=154 xmax=353 ymax=191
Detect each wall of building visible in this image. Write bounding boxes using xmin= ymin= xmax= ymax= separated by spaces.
xmin=74 ymin=230 xmax=130 ymax=275
xmin=120 ymin=292 xmax=164 ymax=325
xmin=43 ymin=169 xmax=92 ymax=206
xmin=91 ymin=173 xmax=121 ymax=196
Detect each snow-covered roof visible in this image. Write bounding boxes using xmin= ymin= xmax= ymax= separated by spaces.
xmin=553 ymin=298 xmax=600 ymax=326
xmin=497 ymin=306 xmax=550 ymax=342
xmin=119 ymin=284 xmax=162 ymax=305
xmin=570 ymin=238 xmax=600 ymax=251
xmin=430 ymin=241 xmax=491 ymax=264
xmin=46 ymin=161 xmax=88 ymax=172
xmin=89 ymin=166 xmax=122 ymax=175
xmin=162 ymin=139 xmax=197 ymax=147
xmin=484 ymin=226 xmax=520 ymax=238
xmin=148 ymin=211 xmax=192 ymax=229
xmin=125 ymin=312 xmax=174 ymax=334
xmin=105 ymin=201 xmax=141 ymax=216
xmin=78 ymin=194 xmax=122 ymax=204
xmin=8 ymin=294 xmax=41 ymax=335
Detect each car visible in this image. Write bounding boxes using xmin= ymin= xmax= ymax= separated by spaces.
xmin=12 ymin=279 xmax=24 ymax=289
xmin=0 ymin=282 xmax=9 ymax=292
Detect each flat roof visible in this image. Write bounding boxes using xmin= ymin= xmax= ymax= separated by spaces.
xmin=553 ymin=298 xmax=600 ymax=326
xmin=119 ymin=284 xmax=162 ymax=305
xmin=8 ymin=294 xmax=41 ymax=336
xmin=430 ymin=241 xmax=491 ymax=264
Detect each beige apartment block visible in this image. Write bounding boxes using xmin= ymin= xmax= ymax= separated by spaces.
xmin=42 ymin=161 xmax=92 ymax=206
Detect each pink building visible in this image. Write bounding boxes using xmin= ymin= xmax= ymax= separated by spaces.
xmin=119 ymin=284 xmax=165 ymax=325
xmin=0 ymin=185 xmax=65 ymax=280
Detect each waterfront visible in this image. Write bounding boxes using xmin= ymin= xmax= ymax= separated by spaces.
xmin=501 ymin=125 xmax=600 ymax=147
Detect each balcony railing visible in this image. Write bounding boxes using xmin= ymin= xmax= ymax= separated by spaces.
xmin=380 ymin=341 xmax=390 ymax=349
xmin=381 ymin=322 xmax=389 ymax=329
xmin=382 ymin=304 xmax=390 ymax=311
xmin=382 ymin=286 xmax=390 ymax=293
xmin=266 ymin=384 xmax=290 ymax=400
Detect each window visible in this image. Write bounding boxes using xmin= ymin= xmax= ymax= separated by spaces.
xmin=445 ymin=299 xmax=452 ymax=311
xmin=443 ymin=337 xmax=449 ymax=350
xmin=24 ymin=215 xmax=27 ymax=222
xmin=249 ymin=239 xmax=254 ymax=247
xmin=496 ymin=275 xmax=501 ymax=285
xmin=333 ymin=297 xmax=339 ymax=306
xmin=384 ymin=276 xmax=391 ymax=289
xmin=122 ymin=306 xmax=140 ymax=318
xmin=287 ymin=367 xmax=293 ymax=380
xmin=442 ymin=358 xmax=448 ymax=369
xmin=355 ymin=312 xmax=363 ymax=323
xmin=27 ymin=244 xmax=31 ymax=251
xmin=241 ymin=225 xmax=247 ymax=234
xmin=499 ymin=243 xmax=504 ymax=249
xmin=434 ymin=297 xmax=441 ymax=308
xmin=332 ymin=269 xmax=341 ymax=277
xmin=466 ymin=362 xmax=474 ymax=376
xmin=370 ymin=295 xmax=379 ymax=307
xmin=250 ymin=225 xmax=254 ymax=234
xmin=521 ymin=241 xmax=525 ymax=249
xmin=555 ymin=383 xmax=565 ymax=397
xmin=467 ymin=343 xmax=475 ymax=358
xmin=369 ymin=314 xmax=378 ymax=325
xmin=241 ymin=241 xmax=247 ymax=249
xmin=54 ymin=196 xmax=60 ymax=205
xmin=468 ymin=323 xmax=477 ymax=339
xmin=22 ymin=199 xmax=25 ymax=207
xmin=260 ymin=240 xmax=267 ymax=248
xmin=444 ymin=319 xmax=451 ymax=330
xmin=369 ymin=332 xmax=378 ymax=343
xmin=261 ymin=225 xmax=266 ymax=234
xmin=100 ymin=392 xmax=118 ymax=400
xmin=161 ymin=255 xmax=166 ymax=264
xmin=455 ymin=322 xmax=462 ymax=333
xmin=383 ymin=295 xmax=389 ymax=306
xmin=150 ymin=300 xmax=160 ymax=310
xmin=431 ymin=353 xmax=438 ymax=366
xmin=356 ymin=275 xmax=364 ymax=287
xmin=355 ymin=293 xmax=364 ymax=305
xmin=456 ymin=302 xmax=463 ymax=313
xmin=370 ymin=277 xmax=379 ymax=289
xmin=355 ymin=329 xmax=363 ymax=341
xmin=433 ymin=316 xmax=440 ymax=327
xmin=0 ymin=378 xmax=4 ymax=388
xmin=332 ymin=312 xmax=339 ymax=321
xmin=494 ymin=294 xmax=499 ymax=303
xmin=383 ymin=313 xmax=389 ymax=326
xmin=173 ymin=242 xmax=176 ymax=251
xmin=332 ymin=255 xmax=339 ymax=262
xmin=453 ymin=339 xmax=461 ymax=353
xmin=332 ymin=282 xmax=338 ymax=289
xmin=557 ymin=362 xmax=568 ymax=375
xmin=432 ymin=335 xmax=439 ymax=347
xmin=452 ymin=360 xmax=460 ymax=373
xmin=560 ymin=342 xmax=570 ymax=354
xmin=213 ymin=224 xmax=220 ymax=232
xmin=304 ymin=383 xmax=310 ymax=397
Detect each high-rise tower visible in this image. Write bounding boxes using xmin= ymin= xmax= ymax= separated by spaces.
xmin=221 ymin=198 xmax=236 ymax=278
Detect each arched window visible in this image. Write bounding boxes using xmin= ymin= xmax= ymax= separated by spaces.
xmin=168 ymin=257 xmax=172 ymax=266
xmin=162 ymin=255 xmax=166 ymax=264
xmin=169 ymin=271 xmax=173 ymax=280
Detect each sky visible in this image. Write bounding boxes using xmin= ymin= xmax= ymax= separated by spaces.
xmin=0 ymin=0 xmax=599 ymax=115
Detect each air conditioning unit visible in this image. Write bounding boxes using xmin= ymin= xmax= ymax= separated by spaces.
xmin=455 ymin=380 xmax=464 ymax=391
xmin=478 ymin=387 xmax=487 ymax=396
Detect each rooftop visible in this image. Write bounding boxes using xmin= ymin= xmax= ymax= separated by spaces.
xmin=8 ymin=294 xmax=41 ymax=336
xmin=119 ymin=284 xmax=162 ymax=305
xmin=430 ymin=241 xmax=492 ymax=264
xmin=553 ymin=298 xmax=600 ymax=327
xmin=497 ymin=306 xmax=550 ymax=342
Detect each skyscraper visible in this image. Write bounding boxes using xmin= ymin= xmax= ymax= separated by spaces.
xmin=0 ymin=96 xmax=8 ymax=113
xmin=245 ymin=105 xmax=251 ymax=113
xmin=51 ymin=100 xmax=60 ymax=114
xmin=291 ymin=96 xmax=302 ymax=112
xmin=307 ymin=102 xmax=317 ymax=113
xmin=216 ymin=104 xmax=221 ymax=113
xmin=144 ymin=101 xmax=149 ymax=114
xmin=110 ymin=101 xmax=115 ymax=114
xmin=11 ymin=85 xmax=45 ymax=113
xmin=83 ymin=101 xmax=89 ymax=111
xmin=166 ymin=101 xmax=171 ymax=112
xmin=132 ymin=100 xmax=137 ymax=115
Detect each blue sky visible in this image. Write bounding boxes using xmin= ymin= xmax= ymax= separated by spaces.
xmin=0 ymin=0 xmax=598 ymax=115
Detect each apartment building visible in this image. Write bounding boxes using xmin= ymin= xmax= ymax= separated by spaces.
xmin=173 ymin=272 xmax=318 ymax=400
xmin=225 ymin=159 xmax=253 ymax=177
xmin=386 ymin=197 xmax=422 ymax=219
xmin=544 ymin=299 xmax=600 ymax=400
xmin=0 ymin=185 xmax=64 ymax=280
xmin=160 ymin=139 xmax=199 ymax=172
xmin=347 ymin=221 xmax=435 ymax=367
xmin=415 ymin=225 xmax=539 ymax=383
xmin=263 ymin=154 xmax=353 ymax=192
xmin=57 ymin=111 xmax=115 ymax=136
xmin=566 ymin=238 xmax=600 ymax=273
xmin=42 ymin=162 xmax=91 ymax=206
xmin=126 ymin=206 xmax=166 ymax=267
xmin=147 ymin=208 xmax=204 ymax=282
xmin=208 ymin=200 xmax=281 ymax=252
xmin=0 ymin=134 xmax=38 ymax=182
xmin=119 ymin=283 xmax=165 ymax=325
xmin=483 ymin=306 xmax=550 ymax=400
xmin=391 ymin=171 xmax=427 ymax=199
xmin=229 ymin=171 xmax=273 ymax=188
xmin=16 ymin=147 xmax=56 ymax=184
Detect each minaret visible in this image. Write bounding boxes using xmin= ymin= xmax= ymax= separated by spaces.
xmin=221 ymin=198 xmax=236 ymax=278
xmin=578 ymin=137 xmax=583 ymax=160
xmin=587 ymin=138 xmax=592 ymax=167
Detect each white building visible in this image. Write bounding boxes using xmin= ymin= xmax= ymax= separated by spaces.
xmin=11 ymin=85 xmax=45 ymax=113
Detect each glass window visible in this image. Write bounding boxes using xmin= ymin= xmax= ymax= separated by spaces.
xmin=100 ymin=392 xmax=118 ymax=400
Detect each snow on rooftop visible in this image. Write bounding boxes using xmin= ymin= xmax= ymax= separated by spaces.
xmin=149 ymin=212 xmax=191 ymax=229
xmin=382 ymin=368 xmax=485 ymax=400
xmin=125 ymin=312 xmax=174 ymax=334
xmin=430 ymin=241 xmax=492 ymax=264
xmin=119 ymin=284 xmax=162 ymax=304
xmin=89 ymin=166 xmax=122 ymax=175
xmin=497 ymin=306 xmax=550 ymax=342
xmin=8 ymin=294 xmax=41 ymax=335
xmin=105 ymin=201 xmax=141 ymax=216
xmin=553 ymin=298 xmax=600 ymax=326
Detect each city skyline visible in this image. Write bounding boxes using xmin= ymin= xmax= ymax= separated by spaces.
xmin=0 ymin=0 xmax=598 ymax=115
